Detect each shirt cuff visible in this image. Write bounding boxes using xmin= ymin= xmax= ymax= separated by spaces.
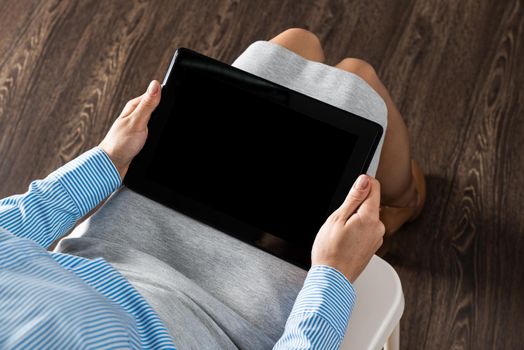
xmin=50 ymin=147 xmax=122 ymax=217
xmin=290 ymin=265 xmax=356 ymax=339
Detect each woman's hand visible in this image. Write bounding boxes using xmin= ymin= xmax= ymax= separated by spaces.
xmin=99 ymin=80 xmax=161 ymax=179
xmin=311 ymin=175 xmax=385 ymax=283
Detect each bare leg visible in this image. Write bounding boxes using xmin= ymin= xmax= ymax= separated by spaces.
xmin=269 ymin=28 xmax=417 ymax=209
xmin=333 ymin=58 xmax=416 ymax=207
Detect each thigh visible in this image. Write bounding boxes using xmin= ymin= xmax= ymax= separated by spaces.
xmin=59 ymin=187 xmax=307 ymax=342
xmin=58 ymin=235 xmax=275 ymax=349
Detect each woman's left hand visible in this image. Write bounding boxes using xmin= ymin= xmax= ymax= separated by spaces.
xmin=99 ymin=80 xmax=161 ymax=179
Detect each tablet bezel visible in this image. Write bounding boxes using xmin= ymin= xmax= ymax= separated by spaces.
xmin=124 ymin=48 xmax=383 ymax=268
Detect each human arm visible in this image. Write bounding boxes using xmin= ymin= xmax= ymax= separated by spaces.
xmin=0 ymin=80 xmax=161 ymax=249
xmin=274 ymin=175 xmax=385 ymax=349
xmin=0 ymin=148 xmax=121 ymax=248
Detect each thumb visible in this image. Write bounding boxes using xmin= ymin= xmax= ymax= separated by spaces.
xmin=357 ymin=177 xmax=381 ymax=219
xmin=335 ymin=175 xmax=371 ymax=221
xmin=131 ymin=80 xmax=161 ymax=128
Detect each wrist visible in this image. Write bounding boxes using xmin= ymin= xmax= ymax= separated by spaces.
xmin=51 ymin=148 xmax=122 ymax=217
xmin=311 ymin=260 xmax=356 ymax=283
xmin=111 ymin=161 xmax=128 ymax=179
xmin=97 ymin=145 xmax=128 ymax=180
xmin=294 ymin=265 xmax=356 ymax=338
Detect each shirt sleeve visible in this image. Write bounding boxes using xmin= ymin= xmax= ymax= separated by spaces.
xmin=0 ymin=147 xmax=121 ymax=249
xmin=273 ymin=265 xmax=356 ymax=350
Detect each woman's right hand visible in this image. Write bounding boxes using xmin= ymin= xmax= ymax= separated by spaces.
xmin=99 ymin=80 xmax=161 ymax=179
xmin=311 ymin=175 xmax=385 ymax=283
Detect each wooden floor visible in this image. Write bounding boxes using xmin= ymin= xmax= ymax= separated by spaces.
xmin=1 ymin=0 xmax=523 ymax=348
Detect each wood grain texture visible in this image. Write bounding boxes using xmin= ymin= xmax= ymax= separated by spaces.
xmin=0 ymin=0 xmax=523 ymax=348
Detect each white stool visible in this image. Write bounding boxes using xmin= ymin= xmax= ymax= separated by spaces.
xmin=340 ymin=255 xmax=404 ymax=350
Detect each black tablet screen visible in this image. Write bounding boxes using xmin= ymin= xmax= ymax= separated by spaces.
xmin=146 ymin=64 xmax=358 ymax=252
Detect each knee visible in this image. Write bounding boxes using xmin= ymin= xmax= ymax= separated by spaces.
xmin=278 ymin=28 xmax=322 ymax=47
xmin=271 ymin=28 xmax=324 ymax=61
xmin=336 ymin=58 xmax=379 ymax=83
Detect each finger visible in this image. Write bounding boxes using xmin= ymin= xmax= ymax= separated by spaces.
xmin=357 ymin=178 xmax=381 ymax=219
xmin=334 ymin=175 xmax=371 ymax=221
xmin=131 ymin=80 xmax=161 ymax=129
xmin=120 ymin=95 xmax=144 ymax=117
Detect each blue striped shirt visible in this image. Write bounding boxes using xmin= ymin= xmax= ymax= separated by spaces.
xmin=0 ymin=147 xmax=356 ymax=349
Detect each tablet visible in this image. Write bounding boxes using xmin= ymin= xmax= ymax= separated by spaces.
xmin=124 ymin=48 xmax=383 ymax=268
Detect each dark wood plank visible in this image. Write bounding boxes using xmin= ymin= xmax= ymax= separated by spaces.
xmin=0 ymin=0 xmax=523 ymax=348
xmin=382 ymin=0 xmax=524 ymax=348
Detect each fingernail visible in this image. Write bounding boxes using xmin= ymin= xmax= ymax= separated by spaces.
xmin=355 ymin=175 xmax=369 ymax=190
xmin=147 ymin=81 xmax=159 ymax=95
